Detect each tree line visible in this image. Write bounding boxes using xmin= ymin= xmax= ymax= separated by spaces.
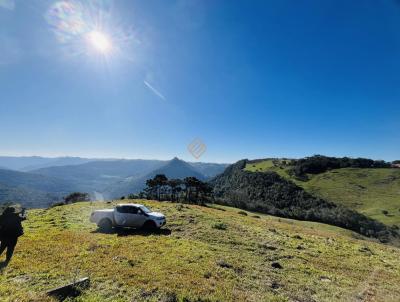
xmin=288 ymin=155 xmax=391 ymax=178
xmin=129 ymin=174 xmax=213 ymax=205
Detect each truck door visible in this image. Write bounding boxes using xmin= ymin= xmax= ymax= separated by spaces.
xmin=114 ymin=206 xmax=129 ymax=226
xmin=125 ymin=206 xmax=146 ymax=228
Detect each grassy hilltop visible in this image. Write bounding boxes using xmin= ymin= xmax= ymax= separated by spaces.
xmin=1 ymin=200 xmax=400 ymax=301
xmin=245 ymin=159 xmax=400 ymax=227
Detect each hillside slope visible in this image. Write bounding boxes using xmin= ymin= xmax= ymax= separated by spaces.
xmin=0 ymin=183 xmax=57 ymax=208
xmin=1 ymin=200 xmax=399 ymax=301
xmin=245 ymin=159 xmax=400 ymax=227
xmin=300 ymin=168 xmax=400 ymax=227
xmin=0 ymin=169 xmax=75 ymax=207
xmin=212 ymin=160 xmax=398 ymax=244
xmin=189 ymin=162 xmax=229 ymax=179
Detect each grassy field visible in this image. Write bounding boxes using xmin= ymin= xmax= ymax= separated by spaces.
xmin=244 ymin=159 xmax=291 ymax=179
xmin=0 ymin=200 xmax=400 ymax=301
xmin=245 ymin=160 xmax=400 ymax=227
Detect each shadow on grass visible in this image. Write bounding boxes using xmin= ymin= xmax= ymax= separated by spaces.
xmin=0 ymin=261 xmax=9 ymax=272
xmin=92 ymin=227 xmax=172 ymax=237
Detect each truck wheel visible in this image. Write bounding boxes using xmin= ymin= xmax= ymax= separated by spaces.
xmin=143 ymin=220 xmax=157 ymax=231
xmin=98 ymin=219 xmax=113 ymax=233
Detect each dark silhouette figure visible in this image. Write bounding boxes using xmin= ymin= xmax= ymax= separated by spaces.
xmin=0 ymin=207 xmax=26 ymax=265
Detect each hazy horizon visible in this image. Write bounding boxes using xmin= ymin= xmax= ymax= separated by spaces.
xmin=0 ymin=152 xmax=396 ymax=164
xmin=0 ymin=153 xmax=232 ymax=164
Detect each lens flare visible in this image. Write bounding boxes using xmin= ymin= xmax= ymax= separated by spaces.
xmin=45 ymin=1 xmax=86 ymax=43
xmin=45 ymin=0 xmax=134 ymax=62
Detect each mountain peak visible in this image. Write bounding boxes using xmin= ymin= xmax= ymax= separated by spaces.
xmin=165 ymin=157 xmax=196 ymax=170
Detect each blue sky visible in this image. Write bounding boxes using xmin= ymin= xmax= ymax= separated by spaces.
xmin=1 ymin=0 xmax=400 ymax=163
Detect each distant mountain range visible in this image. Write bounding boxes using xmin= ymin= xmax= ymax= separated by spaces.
xmin=0 ymin=156 xmax=228 ymax=208
xmin=31 ymin=159 xmax=166 ymax=193
xmin=0 ymin=156 xmax=95 ymax=171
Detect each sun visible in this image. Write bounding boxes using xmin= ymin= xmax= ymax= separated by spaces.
xmin=87 ymin=30 xmax=112 ymax=54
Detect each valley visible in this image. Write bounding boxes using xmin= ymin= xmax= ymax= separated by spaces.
xmin=0 ymin=157 xmax=228 ymax=208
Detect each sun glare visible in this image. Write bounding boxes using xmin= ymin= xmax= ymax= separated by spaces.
xmin=87 ymin=30 xmax=112 ymax=54
xmin=46 ymin=1 xmax=134 ymax=62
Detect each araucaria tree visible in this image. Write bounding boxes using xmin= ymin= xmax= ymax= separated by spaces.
xmin=145 ymin=174 xmax=168 ymax=201
xmin=141 ymin=174 xmax=212 ymax=205
xmin=168 ymin=179 xmax=183 ymax=202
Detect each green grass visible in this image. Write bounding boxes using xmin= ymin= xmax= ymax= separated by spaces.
xmin=0 ymin=200 xmax=400 ymax=301
xmin=245 ymin=160 xmax=400 ymax=227
xmin=302 ymin=168 xmax=400 ymax=227
xmin=244 ymin=159 xmax=293 ymax=179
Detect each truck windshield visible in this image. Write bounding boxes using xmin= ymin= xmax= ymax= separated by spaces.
xmin=139 ymin=205 xmax=151 ymax=214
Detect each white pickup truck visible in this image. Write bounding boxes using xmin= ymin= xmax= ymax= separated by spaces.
xmin=90 ymin=203 xmax=166 ymax=231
